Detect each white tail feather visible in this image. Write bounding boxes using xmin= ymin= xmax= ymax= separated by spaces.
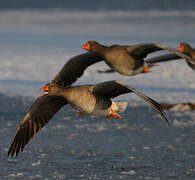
xmin=112 ymin=102 xmax=128 ymax=113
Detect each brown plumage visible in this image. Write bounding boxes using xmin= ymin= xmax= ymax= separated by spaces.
xmin=8 ymin=80 xmax=170 ymax=157
xmin=8 ymin=52 xmax=104 ymax=157
xmin=52 ymin=52 xmax=103 ymax=87
xmin=146 ymin=42 xmax=195 ymax=71
xmin=178 ymin=43 xmax=195 ymax=70
xmin=82 ymin=41 xmax=194 ymax=75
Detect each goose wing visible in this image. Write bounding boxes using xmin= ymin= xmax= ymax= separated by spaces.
xmin=127 ymin=43 xmax=162 ymax=59
xmin=8 ymin=95 xmax=67 ymax=157
xmin=93 ymin=80 xmax=170 ymax=124
xmin=146 ymin=53 xmax=181 ymax=64
xmin=52 ymin=52 xmax=103 ymax=87
xmin=154 ymin=43 xmax=195 ymax=65
xmin=128 ymin=43 xmax=195 ymax=64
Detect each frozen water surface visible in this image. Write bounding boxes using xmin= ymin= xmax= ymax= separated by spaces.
xmin=1 ymin=96 xmax=195 ymax=179
xmin=0 ymin=7 xmax=195 ymax=180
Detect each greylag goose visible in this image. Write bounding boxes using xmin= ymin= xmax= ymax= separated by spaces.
xmin=7 ymin=52 xmax=104 ymax=157
xmin=145 ymin=43 xmax=195 ymax=71
xmin=8 ymin=80 xmax=169 ymax=157
xmin=82 ymin=41 xmax=194 ymax=75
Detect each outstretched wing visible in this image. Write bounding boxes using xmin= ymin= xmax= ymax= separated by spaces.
xmin=128 ymin=43 xmax=162 ymax=59
xmin=93 ymin=80 xmax=170 ymax=125
xmin=146 ymin=53 xmax=181 ymax=64
xmin=52 ymin=52 xmax=104 ymax=87
xmin=8 ymin=52 xmax=103 ymax=157
xmin=146 ymin=53 xmax=195 ymax=71
xmin=154 ymin=43 xmax=195 ymax=65
xmin=8 ymin=95 xmax=67 ymax=157
xmin=128 ymin=43 xmax=195 ymax=65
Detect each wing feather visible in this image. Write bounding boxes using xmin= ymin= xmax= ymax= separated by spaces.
xmin=8 ymin=95 xmax=67 ymax=157
xmin=52 ymin=52 xmax=103 ymax=87
xmin=128 ymin=43 xmax=195 ymax=65
xmin=154 ymin=43 xmax=195 ymax=65
xmin=146 ymin=53 xmax=181 ymax=64
xmin=93 ymin=80 xmax=170 ymax=124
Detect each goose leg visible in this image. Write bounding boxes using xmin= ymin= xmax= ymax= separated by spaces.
xmin=143 ymin=66 xmax=152 ymax=73
xmin=106 ymin=108 xmax=121 ymax=119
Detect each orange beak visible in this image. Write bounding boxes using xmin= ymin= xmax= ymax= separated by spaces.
xmin=82 ymin=42 xmax=91 ymax=51
xmin=40 ymin=84 xmax=49 ymax=95
xmin=178 ymin=45 xmax=184 ymax=52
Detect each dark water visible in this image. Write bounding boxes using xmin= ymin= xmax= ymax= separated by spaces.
xmin=0 ymin=0 xmax=195 ymax=11
xmin=0 ymin=1 xmax=195 ymax=179
xmin=0 ymin=94 xmax=195 ymax=179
